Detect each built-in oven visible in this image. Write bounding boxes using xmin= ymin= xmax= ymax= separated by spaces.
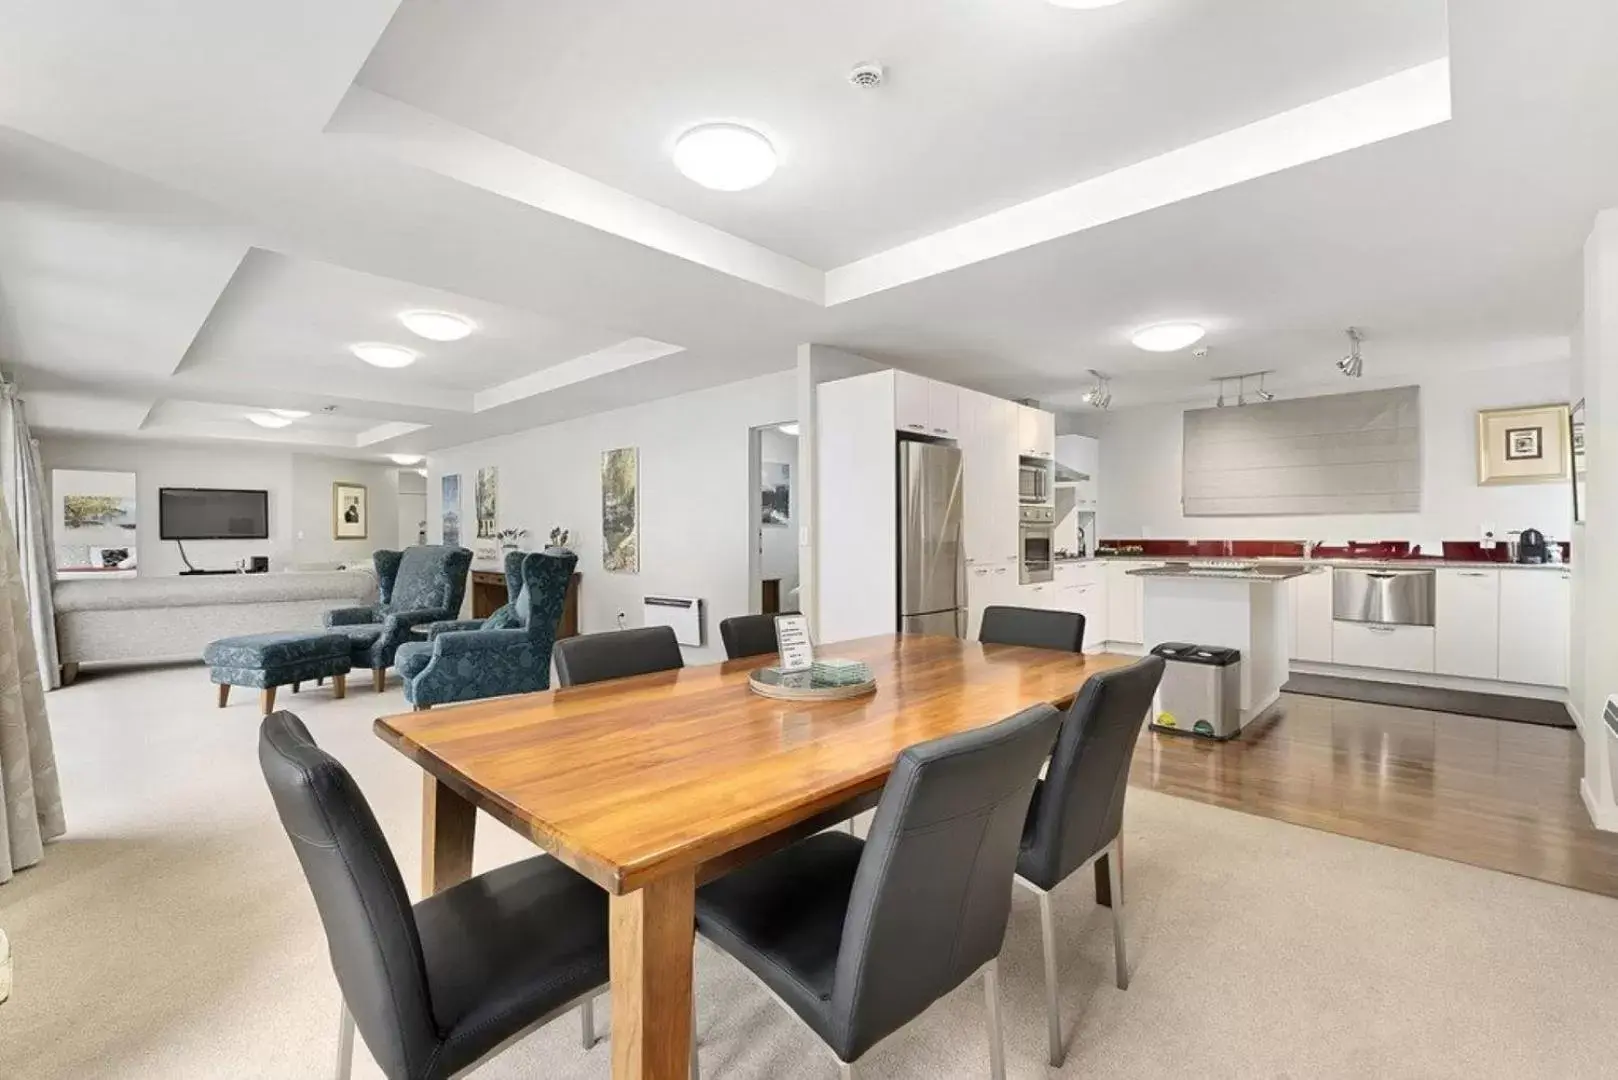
xmin=1019 ymin=505 xmax=1055 ymax=584
xmin=1018 ymin=457 xmax=1051 ymax=505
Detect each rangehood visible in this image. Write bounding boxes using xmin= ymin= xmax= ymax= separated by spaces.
xmin=1053 ymin=461 xmax=1091 ymax=485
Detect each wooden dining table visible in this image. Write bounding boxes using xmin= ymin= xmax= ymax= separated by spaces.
xmin=374 ymin=633 xmax=1135 ymax=1080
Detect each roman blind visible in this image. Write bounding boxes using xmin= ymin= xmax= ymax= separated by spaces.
xmin=1182 ymin=386 xmax=1420 ymax=516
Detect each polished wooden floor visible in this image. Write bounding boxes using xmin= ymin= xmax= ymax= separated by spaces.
xmin=1129 ymin=692 xmax=1618 ymax=899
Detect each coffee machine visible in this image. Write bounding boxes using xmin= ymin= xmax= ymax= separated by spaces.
xmin=1517 ymin=528 xmax=1549 ymax=564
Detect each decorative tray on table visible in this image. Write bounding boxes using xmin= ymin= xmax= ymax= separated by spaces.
xmin=747 ymin=659 xmax=877 ymax=702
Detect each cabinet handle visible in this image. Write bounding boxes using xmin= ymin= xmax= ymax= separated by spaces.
xmin=906 ymin=423 xmax=925 ymax=431
xmin=1457 ymin=572 xmax=1489 ymax=577
xmin=995 ymin=567 xmax=1008 ymax=575
xmin=1367 ymin=625 xmax=1397 ymax=633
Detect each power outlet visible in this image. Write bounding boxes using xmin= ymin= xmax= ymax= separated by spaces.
xmin=1481 ymin=523 xmax=1496 ymax=549
xmin=616 ymin=610 xmax=627 ymax=629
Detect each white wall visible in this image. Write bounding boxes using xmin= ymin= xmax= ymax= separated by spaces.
xmin=1064 ymin=360 xmax=1575 ymax=551
xmin=38 ymin=436 xmax=398 ymax=576
xmin=758 ymin=427 xmax=799 ymax=603
xmin=429 ymin=371 xmax=795 ymax=664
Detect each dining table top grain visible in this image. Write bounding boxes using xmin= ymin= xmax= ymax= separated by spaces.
xmin=375 ymin=633 xmax=1134 ymax=895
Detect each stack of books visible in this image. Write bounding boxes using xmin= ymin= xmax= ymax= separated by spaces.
xmin=811 ymin=658 xmax=871 ymax=687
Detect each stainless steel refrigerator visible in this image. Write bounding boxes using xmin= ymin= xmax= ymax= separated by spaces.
xmin=898 ymin=439 xmax=966 ymax=637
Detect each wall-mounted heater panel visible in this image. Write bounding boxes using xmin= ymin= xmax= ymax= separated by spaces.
xmin=643 ymin=595 xmax=704 ymax=647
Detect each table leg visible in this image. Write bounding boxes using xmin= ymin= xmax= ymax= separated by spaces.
xmin=610 ymin=870 xmax=695 ymax=1080
xmin=421 ymin=775 xmax=476 ymax=897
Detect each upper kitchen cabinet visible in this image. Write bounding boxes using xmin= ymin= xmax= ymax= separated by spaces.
xmin=1498 ymin=570 xmax=1570 ymax=687
xmin=894 ymin=370 xmax=959 ymax=439
xmin=1017 ymin=404 xmax=1055 ymax=459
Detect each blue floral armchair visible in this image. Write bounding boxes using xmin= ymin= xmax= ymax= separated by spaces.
xmin=397 ymin=549 xmax=578 ymax=709
xmin=323 ymin=544 xmax=472 ymax=689
xmin=421 ymin=549 xmax=526 ymax=638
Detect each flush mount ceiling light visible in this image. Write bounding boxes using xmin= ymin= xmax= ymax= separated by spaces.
xmin=269 ymin=408 xmax=309 ymax=419
xmin=1131 ymin=322 xmax=1206 ymax=353
xmin=1336 ymin=327 xmax=1365 ymax=378
xmin=246 ymin=412 xmax=293 ymax=429
xmin=388 ymin=453 xmax=424 ymax=466
xmin=351 ymin=342 xmax=418 ymax=369
xmin=673 ymin=123 xmax=777 ymax=191
xmin=1047 ymin=0 xmax=1131 ymax=8
xmin=399 ymin=310 xmax=475 ymax=342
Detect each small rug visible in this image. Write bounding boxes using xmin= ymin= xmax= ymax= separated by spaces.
xmin=1283 ymin=672 xmax=1574 ymax=728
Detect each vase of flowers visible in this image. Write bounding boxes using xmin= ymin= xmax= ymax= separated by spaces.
xmin=494 ymin=526 xmax=529 ymax=555
xmin=545 ymin=526 xmax=572 ymax=555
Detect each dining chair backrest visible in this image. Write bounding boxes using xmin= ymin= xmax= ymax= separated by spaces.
xmin=553 ymin=625 xmax=684 ymax=687
xmin=979 ymin=605 xmax=1086 ymax=652
xmin=1019 ymin=654 xmax=1165 ymax=890
xmin=719 ymin=612 xmax=785 ymax=660
xmin=258 ymin=711 xmax=437 ymax=1080
xmin=829 ymin=702 xmax=1063 ymax=1061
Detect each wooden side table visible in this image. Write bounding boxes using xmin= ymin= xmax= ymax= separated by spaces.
xmin=470 ymin=569 xmax=581 ymax=639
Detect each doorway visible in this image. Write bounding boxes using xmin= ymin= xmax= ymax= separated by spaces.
xmin=396 ymin=468 xmax=427 ymax=546
xmin=748 ymin=422 xmax=799 ymax=615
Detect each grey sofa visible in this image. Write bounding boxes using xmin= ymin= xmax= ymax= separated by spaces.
xmin=53 ymin=569 xmax=379 ymax=685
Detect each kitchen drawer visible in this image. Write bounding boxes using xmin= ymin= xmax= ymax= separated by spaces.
xmin=1331 ymin=621 xmax=1435 ymax=673
xmin=1053 ymin=562 xmax=1103 ymax=587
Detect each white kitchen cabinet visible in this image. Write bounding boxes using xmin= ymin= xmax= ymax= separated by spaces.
xmin=1017 ymin=404 xmax=1055 ymax=459
xmin=966 ymin=562 xmax=1017 ymax=638
xmin=1053 ymin=561 xmax=1107 ymax=646
xmin=1498 ymin=570 xmax=1571 ymax=686
xmin=1290 ymin=567 xmax=1334 ymax=663
xmin=1331 ymin=622 xmax=1436 ymax=673
xmin=959 ymin=390 xmax=1019 ymax=568
xmin=1435 ymin=569 xmax=1501 ymax=680
xmin=1022 ymin=581 xmax=1056 ymax=610
xmin=893 ymin=370 xmax=958 ymax=438
xmin=894 ymin=370 xmax=931 ymax=436
xmin=1103 ymin=561 xmax=1161 ymax=645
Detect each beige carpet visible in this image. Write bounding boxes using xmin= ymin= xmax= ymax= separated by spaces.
xmin=4 ymin=661 xmax=1618 ymax=1079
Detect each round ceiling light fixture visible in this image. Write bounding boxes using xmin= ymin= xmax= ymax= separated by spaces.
xmin=350 ymin=342 xmax=418 ymax=369
xmin=673 ymin=123 xmax=777 ymax=191
xmin=1131 ymin=322 xmax=1206 ymax=352
xmin=388 ymin=453 xmax=424 ymax=466
xmin=1046 ymin=0 xmax=1131 ymax=8
xmin=399 ymin=310 xmax=475 ymax=342
xmin=269 ymin=408 xmax=310 ymax=419
xmin=246 ymin=412 xmax=293 ymax=429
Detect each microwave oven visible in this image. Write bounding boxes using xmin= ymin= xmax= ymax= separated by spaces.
xmin=1019 ymin=459 xmax=1050 ymax=505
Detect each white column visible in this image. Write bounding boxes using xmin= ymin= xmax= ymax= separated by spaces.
xmin=1577 ymin=209 xmax=1618 ymax=828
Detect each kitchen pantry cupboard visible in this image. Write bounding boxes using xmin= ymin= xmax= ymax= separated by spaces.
xmin=1434 ymin=568 xmax=1500 ymax=680
xmin=958 ymin=390 xmax=1019 ymax=569
xmin=894 ymin=370 xmax=959 ymax=439
xmin=1497 ymin=569 xmax=1570 ymax=687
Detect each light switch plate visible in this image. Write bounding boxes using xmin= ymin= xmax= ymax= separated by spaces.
xmin=1480 ymin=523 xmax=1496 ymax=549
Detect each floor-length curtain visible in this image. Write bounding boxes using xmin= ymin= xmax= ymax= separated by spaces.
xmin=0 ymin=478 xmax=64 ymax=882
xmin=0 ymin=382 xmax=58 ymax=690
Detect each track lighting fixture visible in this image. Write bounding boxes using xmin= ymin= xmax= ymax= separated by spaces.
xmin=1081 ymin=369 xmax=1112 ymax=410
xmin=1255 ymin=372 xmax=1276 ymax=402
xmin=1212 ymin=370 xmax=1276 ymax=407
xmin=1337 ymin=327 xmax=1364 ymax=378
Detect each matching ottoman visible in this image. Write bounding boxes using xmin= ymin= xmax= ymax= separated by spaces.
xmin=203 ymin=631 xmax=353 ymax=715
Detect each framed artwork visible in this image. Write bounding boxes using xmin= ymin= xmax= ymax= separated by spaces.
xmin=761 ymin=461 xmax=791 ymax=526
xmin=333 ymin=482 xmax=368 ymax=540
xmin=1477 ymin=403 xmax=1570 ymax=486
xmin=1572 ymin=398 xmax=1587 ymax=524
xmin=441 ymin=473 xmax=461 ymax=546
xmin=53 ymin=468 xmax=137 ymax=573
xmin=602 ymin=446 xmax=640 ymax=573
xmin=475 ymin=466 xmax=498 ymax=539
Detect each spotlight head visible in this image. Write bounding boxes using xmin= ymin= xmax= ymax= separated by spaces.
xmin=1256 ymin=388 xmax=1276 ymax=402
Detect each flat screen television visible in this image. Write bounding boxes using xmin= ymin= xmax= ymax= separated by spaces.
xmin=158 ymin=487 xmax=270 ymax=540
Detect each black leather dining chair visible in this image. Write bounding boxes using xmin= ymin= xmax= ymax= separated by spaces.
xmin=979 ymin=605 xmax=1086 ymax=652
xmin=258 ymin=712 xmax=610 ymax=1080
xmin=1015 ymin=654 xmax=1164 ymax=1066
xmin=718 ymin=612 xmax=790 ymax=660
xmin=553 ymin=625 xmax=684 ymax=687
xmin=693 ymin=703 xmax=1064 ymax=1079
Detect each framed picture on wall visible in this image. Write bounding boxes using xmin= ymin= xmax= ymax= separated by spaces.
xmin=441 ymin=473 xmax=461 ymax=546
xmin=1572 ymin=398 xmax=1587 ymax=524
xmin=601 ymin=446 xmax=639 ymax=573
xmin=1477 ymin=403 xmax=1570 ymax=486
xmin=333 ymin=482 xmax=368 ymax=540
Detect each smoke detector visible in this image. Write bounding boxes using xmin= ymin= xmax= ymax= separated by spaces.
xmin=848 ymin=63 xmax=885 ymax=89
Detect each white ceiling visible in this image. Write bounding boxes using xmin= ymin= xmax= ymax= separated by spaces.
xmin=0 ymin=0 xmax=1613 ymax=456
xmin=358 ymin=0 xmax=1448 ymax=268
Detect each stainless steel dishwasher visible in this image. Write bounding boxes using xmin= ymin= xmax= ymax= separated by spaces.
xmin=1332 ymin=566 xmax=1436 ymax=626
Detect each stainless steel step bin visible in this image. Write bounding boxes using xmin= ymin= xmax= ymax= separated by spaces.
xmin=1149 ymin=642 xmax=1242 ymax=740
